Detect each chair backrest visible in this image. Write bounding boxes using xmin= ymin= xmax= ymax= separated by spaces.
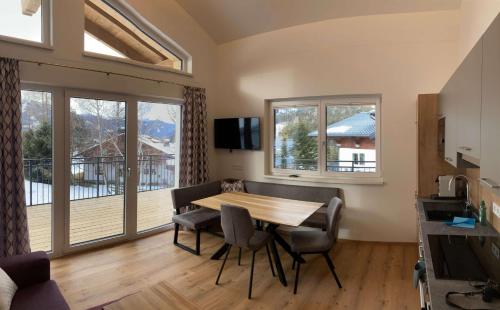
xmin=171 ymin=181 xmax=221 ymax=214
xmin=326 ymin=197 xmax=343 ymax=246
xmin=220 ymin=204 xmax=255 ymax=248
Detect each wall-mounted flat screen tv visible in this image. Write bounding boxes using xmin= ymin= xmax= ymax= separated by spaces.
xmin=214 ymin=117 xmax=260 ymax=150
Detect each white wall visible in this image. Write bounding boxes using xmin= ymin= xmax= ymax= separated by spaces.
xmin=457 ymin=0 xmax=500 ymax=64
xmin=212 ymin=11 xmax=460 ymax=242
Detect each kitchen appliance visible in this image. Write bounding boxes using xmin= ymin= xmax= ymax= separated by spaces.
xmin=428 ymin=235 xmax=500 ymax=282
xmin=438 ymin=175 xmax=456 ymax=198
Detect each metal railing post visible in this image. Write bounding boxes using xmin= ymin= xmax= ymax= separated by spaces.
xmin=29 ymin=160 xmax=33 ymax=206
xmin=149 ymin=155 xmax=153 ymax=191
xmin=96 ymin=157 xmax=100 ymax=198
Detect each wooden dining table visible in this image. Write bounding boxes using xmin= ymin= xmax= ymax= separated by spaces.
xmin=191 ymin=191 xmax=325 ymax=287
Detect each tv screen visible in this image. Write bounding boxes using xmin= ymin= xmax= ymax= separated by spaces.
xmin=214 ymin=117 xmax=260 ymax=150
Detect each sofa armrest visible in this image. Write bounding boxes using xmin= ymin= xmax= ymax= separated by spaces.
xmin=0 ymin=251 xmax=50 ymax=288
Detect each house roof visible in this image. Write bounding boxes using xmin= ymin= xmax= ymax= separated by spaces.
xmin=309 ymin=111 xmax=376 ymax=139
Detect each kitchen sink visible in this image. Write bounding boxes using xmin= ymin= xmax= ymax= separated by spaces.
xmin=422 ymin=200 xmax=470 ymax=221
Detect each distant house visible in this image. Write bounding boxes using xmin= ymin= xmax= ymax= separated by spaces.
xmin=309 ymin=111 xmax=376 ymax=172
xmin=73 ymin=133 xmax=176 ymax=189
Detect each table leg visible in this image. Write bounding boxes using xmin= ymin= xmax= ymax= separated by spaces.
xmin=211 ymin=243 xmax=230 ymax=260
xmin=267 ymin=224 xmax=306 ymax=264
xmin=269 ymin=238 xmax=287 ymax=286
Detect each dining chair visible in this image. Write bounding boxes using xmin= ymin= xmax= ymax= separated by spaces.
xmin=215 ymin=204 xmax=275 ymax=299
xmin=171 ymin=181 xmax=222 ymax=255
xmin=290 ymin=197 xmax=343 ymax=294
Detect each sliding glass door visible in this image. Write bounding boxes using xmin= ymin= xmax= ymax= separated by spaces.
xmin=20 ymin=87 xmax=181 ymax=255
xmin=68 ymin=95 xmax=127 ymax=245
xmin=136 ymin=101 xmax=180 ymax=232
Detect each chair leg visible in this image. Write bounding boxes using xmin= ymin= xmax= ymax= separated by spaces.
xmin=173 ymin=223 xmax=180 ymax=244
xmin=265 ymin=244 xmax=275 ymax=277
xmin=238 ymin=247 xmax=242 ymax=266
xmin=294 ymin=260 xmax=301 ymax=294
xmin=195 ymin=229 xmax=201 ymax=255
xmin=248 ymin=250 xmax=256 ymax=299
xmin=323 ymin=252 xmax=342 ymax=289
xmin=292 ymin=257 xmax=296 ymax=270
xmin=216 ymin=245 xmax=232 ymax=285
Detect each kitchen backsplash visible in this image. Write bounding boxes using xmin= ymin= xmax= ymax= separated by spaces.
xmin=466 ymin=168 xmax=500 ymax=232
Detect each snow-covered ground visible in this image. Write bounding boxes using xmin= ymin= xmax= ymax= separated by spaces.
xmin=25 ymin=180 xmax=168 ymax=206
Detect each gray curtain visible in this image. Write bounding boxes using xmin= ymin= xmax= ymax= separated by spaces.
xmin=0 ymin=58 xmax=31 ymax=256
xmin=179 ymin=86 xmax=209 ymax=187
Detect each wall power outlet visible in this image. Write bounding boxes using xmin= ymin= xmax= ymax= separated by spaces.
xmin=493 ymin=202 xmax=500 ymax=218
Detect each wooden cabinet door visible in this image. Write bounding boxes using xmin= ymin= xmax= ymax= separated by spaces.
xmin=481 ymin=15 xmax=500 ymax=187
xmin=456 ymin=40 xmax=482 ymax=159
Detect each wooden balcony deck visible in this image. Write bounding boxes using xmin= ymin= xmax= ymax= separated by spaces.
xmin=26 ymin=188 xmax=173 ymax=251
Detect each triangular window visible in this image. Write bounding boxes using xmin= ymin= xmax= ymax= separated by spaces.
xmin=84 ymin=0 xmax=189 ymax=72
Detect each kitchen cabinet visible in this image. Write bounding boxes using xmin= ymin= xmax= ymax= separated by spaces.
xmin=439 ymin=31 xmax=483 ymax=166
xmin=481 ymin=16 xmax=500 ymax=187
xmin=455 ymin=40 xmax=482 ymax=160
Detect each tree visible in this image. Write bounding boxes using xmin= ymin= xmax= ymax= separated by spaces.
xmin=23 ymin=121 xmax=52 ymax=159
xmin=23 ymin=121 xmax=52 ymax=183
xmin=280 ymin=137 xmax=289 ymax=168
xmin=290 ymin=121 xmax=317 ymax=168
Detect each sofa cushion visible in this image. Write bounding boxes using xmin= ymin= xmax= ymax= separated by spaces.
xmin=0 ymin=268 xmax=17 ymax=310
xmin=243 ymin=181 xmax=338 ymax=205
xmin=11 ymin=280 xmax=69 ymax=310
xmin=221 ymin=179 xmax=245 ymax=193
xmin=173 ymin=208 xmax=221 ymax=229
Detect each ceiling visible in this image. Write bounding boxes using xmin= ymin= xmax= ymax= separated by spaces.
xmin=174 ymin=0 xmax=461 ymax=44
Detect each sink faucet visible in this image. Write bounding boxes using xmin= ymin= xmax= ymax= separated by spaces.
xmin=449 ymin=175 xmax=472 ymax=213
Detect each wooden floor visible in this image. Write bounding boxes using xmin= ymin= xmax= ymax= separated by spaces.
xmin=52 ymin=230 xmax=419 ymax=310
xmin=26 ymin=188 xmax=173 ymax=251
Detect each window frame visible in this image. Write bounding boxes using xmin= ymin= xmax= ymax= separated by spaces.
xmin=82 ymin=0 xmax=192 ymax=74
xmin=0 ymin=0 xmax=52 ymax=48
xmin=267 ymin=95 xmax=382 ymax=181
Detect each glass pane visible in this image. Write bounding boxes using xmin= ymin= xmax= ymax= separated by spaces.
xmin=137 ymin=102 xmax=180 ymax=232
xmin=0 ymin=0 xmax=42 ymax=42
xmin=273 ymin=106 xmax=318 ymax=171
xmin=84 ymin=0 xmax=183 ymax=70
xmin=22 ymin=90 xmax=52 ymax=252
xmin=326 ymin=104 xmax=376 ymax=173
xmin=69 ymin=97 xmax=126 ymax=245
xmin=84 ymin=32 xmax=126 ymax=58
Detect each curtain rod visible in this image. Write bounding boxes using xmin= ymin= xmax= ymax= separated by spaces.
xmin=19 ymin=59 xmax=188 ymax=88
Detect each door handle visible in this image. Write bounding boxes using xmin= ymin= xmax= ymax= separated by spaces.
xmin=127 ymin=167 xmax=132 ymax=177
xmin=459 ymin=146 xmax=472 ymax=151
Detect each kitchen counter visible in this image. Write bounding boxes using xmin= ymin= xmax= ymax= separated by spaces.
xmin=416 ymin=198 xmax=499 ymax=310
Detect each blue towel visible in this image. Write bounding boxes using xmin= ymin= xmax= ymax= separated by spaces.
xmin=446 ymin=217 xmax=476 ymax=229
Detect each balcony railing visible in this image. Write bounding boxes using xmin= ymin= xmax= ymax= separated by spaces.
xmin=274 ymin=158 xmax=376 ymax=173
xmin=24 ymin=155 xmax=175 ymax=207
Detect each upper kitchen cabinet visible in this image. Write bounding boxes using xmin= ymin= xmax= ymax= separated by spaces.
xmin=481 ymin=15 xmax=500 ymax=187
xmin=439 ymin=33 xmax=483 ymax=167
xmin=455 ymin=40 xmax=482 ymax=160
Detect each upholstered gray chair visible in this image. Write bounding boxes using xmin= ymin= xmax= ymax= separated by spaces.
xmin=215 ymin=205 xmax=275 ymax=299
xmin=171 ymin=181 xmax=222 ymax=255
xmin=290 ymin=197 xmax=343 ymax=294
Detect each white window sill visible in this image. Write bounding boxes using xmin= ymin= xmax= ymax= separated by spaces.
xmin=83 ymin=52 xmax=193 ymax=77
xmin=264 ymin=174 xmax=384 ymax=185
xmin=0 ymin=35 xmax=53 ymax=51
